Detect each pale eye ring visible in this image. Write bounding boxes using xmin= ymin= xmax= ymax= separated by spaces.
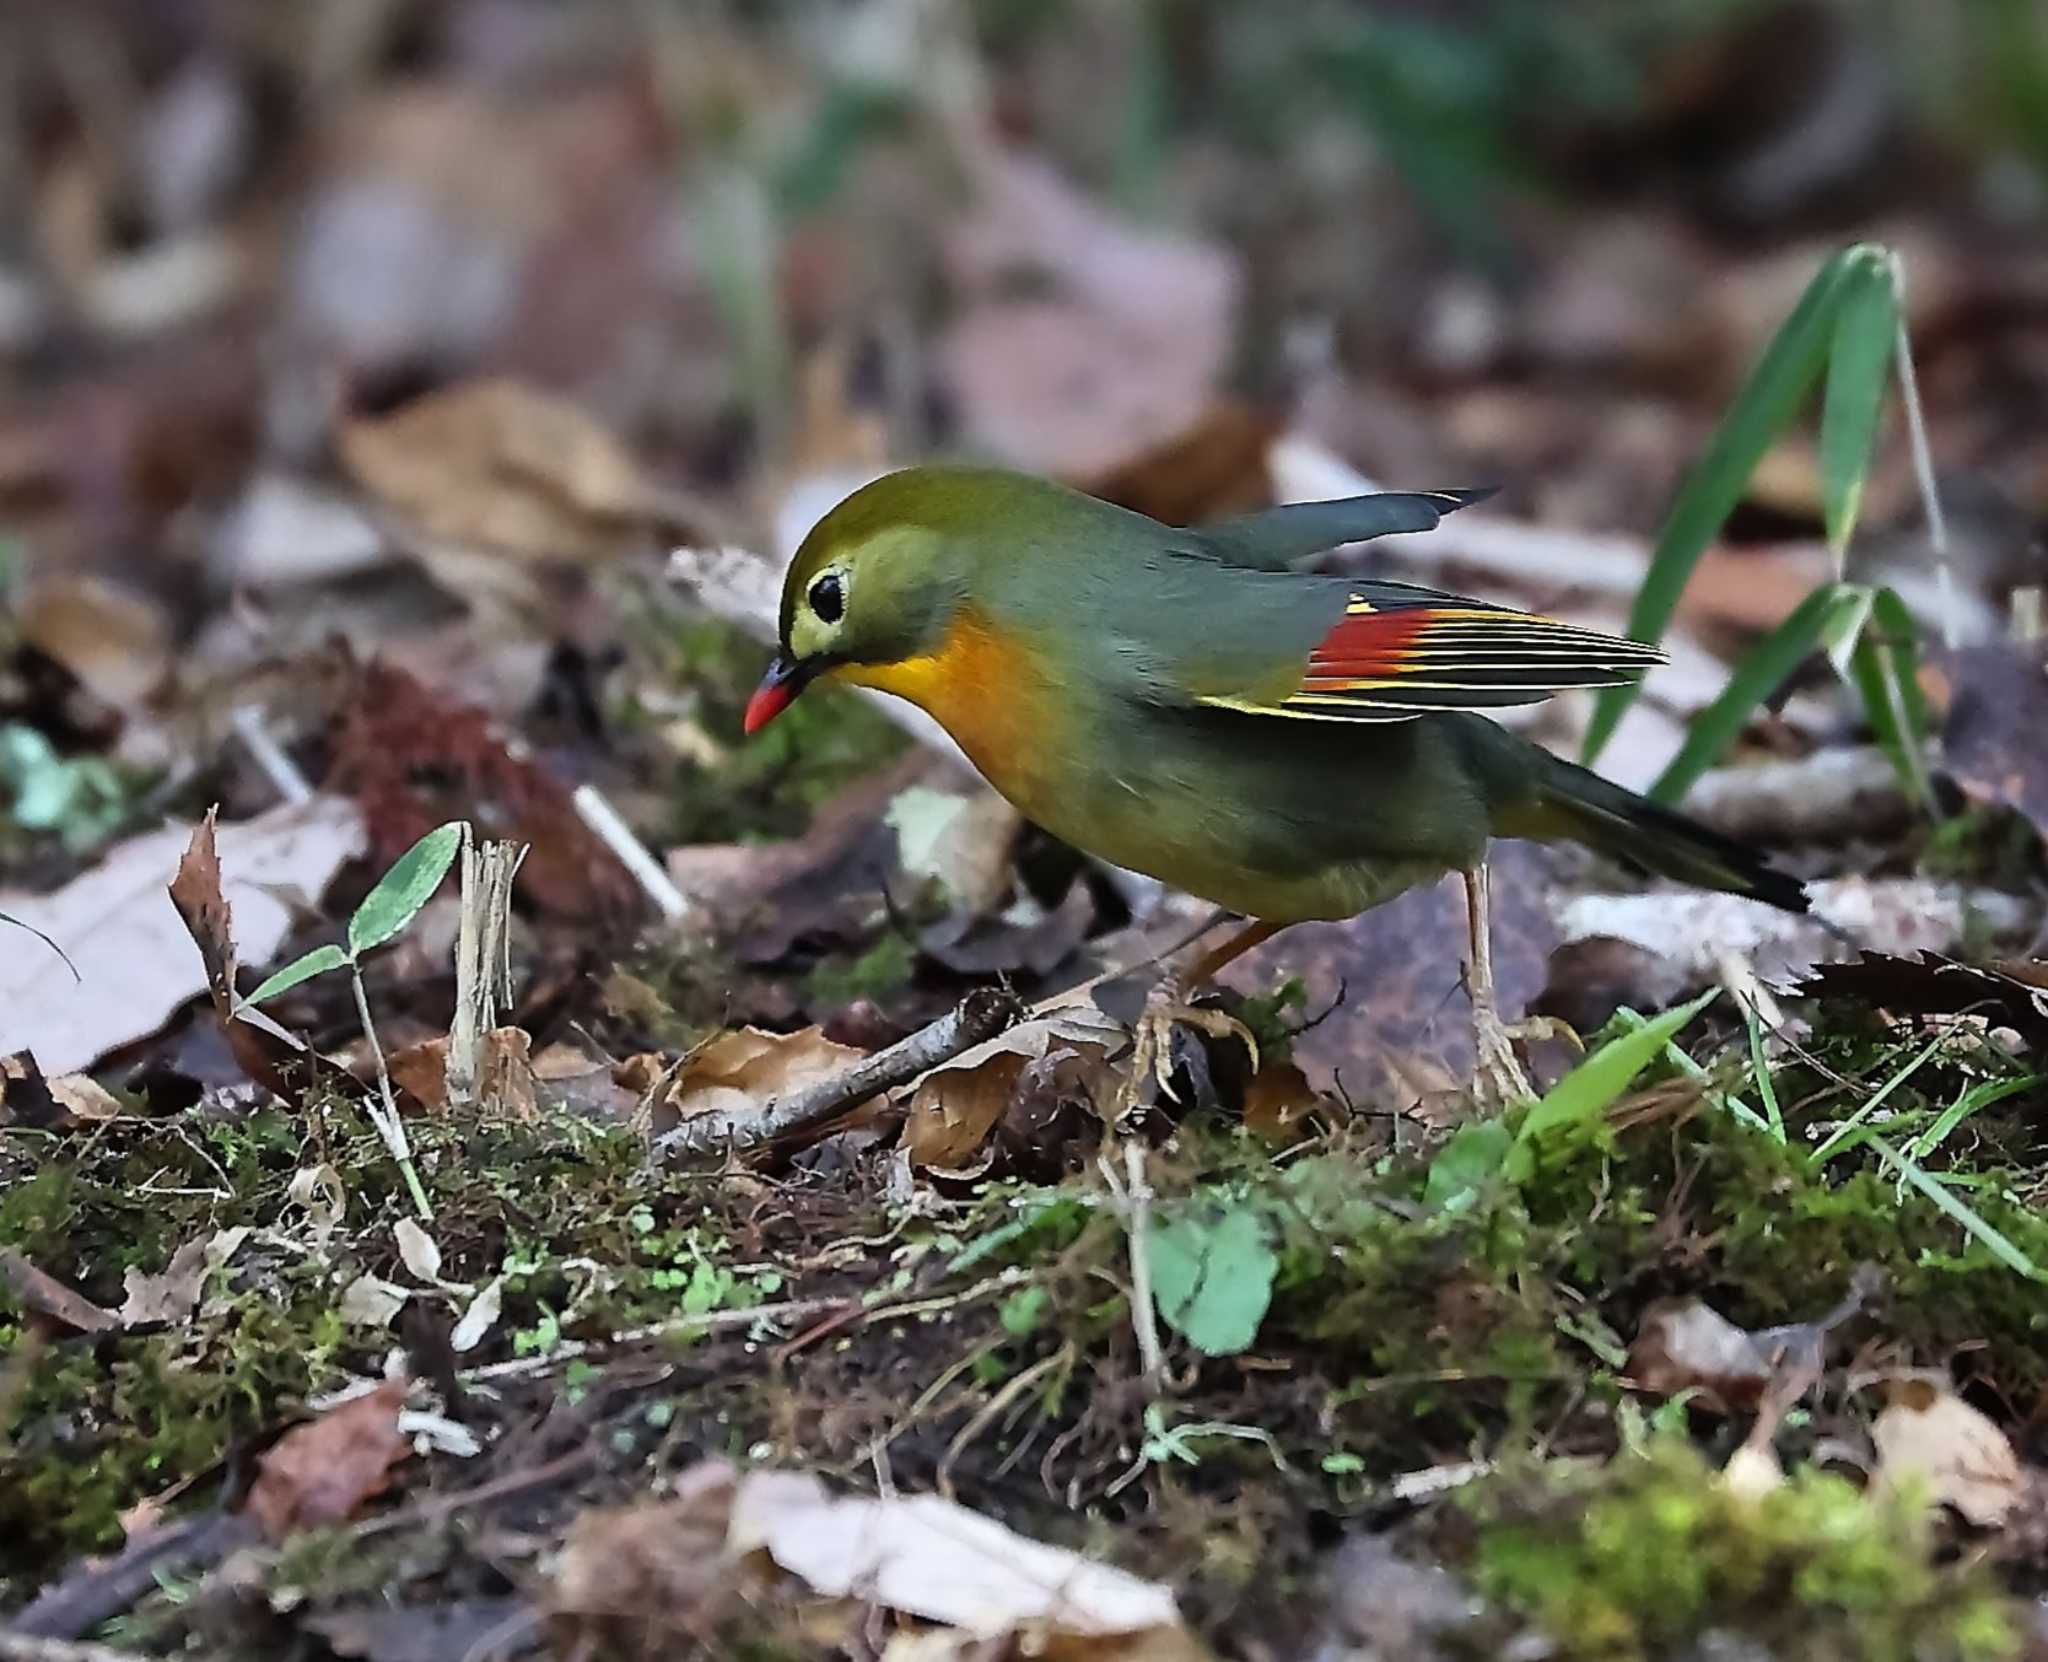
xmin=808 ymin=572 xmax=844 ymax=624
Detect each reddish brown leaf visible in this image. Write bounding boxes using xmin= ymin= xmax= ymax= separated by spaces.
xmin=244 ymin=1378 xmax=412 ymax=1540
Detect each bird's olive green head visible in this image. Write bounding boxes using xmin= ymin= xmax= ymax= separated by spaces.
xmin=744 ymin=465 xmax=1092 ymax=733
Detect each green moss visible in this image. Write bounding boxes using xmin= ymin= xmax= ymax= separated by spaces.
xmin=1468 ymin=1438 xmax=2017 ymax=1661
xmin=626 ymin=613 xmax=907 ymax=845
xmin=802 ymin=931 xmax=917 ymax=1009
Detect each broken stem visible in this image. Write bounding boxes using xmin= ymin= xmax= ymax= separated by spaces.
xmin=656 ymin=986 xmax=1019 ymax=1158
xmin=349 ymin=962 xmax=432 ymax=1221
xmin=1101 ymin=1134 xmax=1166 ymax=1395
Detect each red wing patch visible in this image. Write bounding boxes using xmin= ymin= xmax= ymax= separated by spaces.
xmin=1282 ymin=595 xmax=1666 ymax=718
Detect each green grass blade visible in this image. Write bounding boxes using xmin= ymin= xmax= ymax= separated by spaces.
xmin=1819 ymin=249 xmax=1898 ymax=569
xmin=348 ymin=822 xmax=465 ymax=957
xmin=1808 ymin=1029 xmax=1948 ymax=1167
xmin=1845 ymin=586 xmax=1934 ymax=811
xmin=1583 ymin=248 xmax=1860 ymax=763
xmin=1744 ymin=1000 xmax=1784 ymax=1144
xmin=1870 ymin=1135 xmax=2044 ymax=1281
xmin=1648 ymin=583 xmax=1866 ymax=805
xmin=243 ymin=942 xmax=349 ymax=1008
xmin=1906 ymin=1073 xmax=2041 ymax=1162
xmin=1506 ymin=988 xmax=1718 ymax=1181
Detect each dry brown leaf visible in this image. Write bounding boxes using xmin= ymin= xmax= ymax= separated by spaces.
xmin=552 ymin=1461 xmax=740 ymax=1644
xmin=1943 ymin=642 xmax=2048 ymax=846
xmin=0 ymin=798 xmax=365 ymax=1077
xmin=16 ymin=572 xmax=172 ymax=708
xmin=1871 ymin=1381 xmax=2024 ymax=1528
xmin=339 ymin=378 xmax=655 ymax=563
xmin=937 ymin=149 xmax=1240 ymax=480
xmin=728 ymin=1468 xmax=1182 ymax=1642
xmin=390 ymin=1026 xmax=537 ymax=1117
xmin=1241 ymin=1063 xmax=1327 ymax=1146
xmin=902 ymin=1052 xmax=1027 ymax=1170
xmin=243 ymin=1377 xmax=412 ymax=1540
xmin=652 ymin=1026 xmax=868 ymax=1139
xmin=900 ymin=1003 xmax=1124 ymax=1166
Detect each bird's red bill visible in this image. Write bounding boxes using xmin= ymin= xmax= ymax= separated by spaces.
xmin=743 ymin=679 xmax=795 ymax=734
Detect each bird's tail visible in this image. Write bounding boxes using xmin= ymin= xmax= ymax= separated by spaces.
xmin=1506 ymin=750 xmax=1809 ymax=913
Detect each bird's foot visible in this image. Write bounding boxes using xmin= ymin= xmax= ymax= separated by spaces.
xmin=1471 ymin=1006 xmax=1548 ymax=1107
xmin=1118 ymin=975 xmax=1260 ymax=1121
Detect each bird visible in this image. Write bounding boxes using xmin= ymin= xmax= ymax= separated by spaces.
xmin=742 ymin=465 xmax=1807 ymax=1104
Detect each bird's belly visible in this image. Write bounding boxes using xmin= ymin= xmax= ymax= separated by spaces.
xmin=970 ymin=732 xmax=1452 ymax=924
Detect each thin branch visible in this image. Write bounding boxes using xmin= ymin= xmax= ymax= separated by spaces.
xmin=655 ymin=987 xmax=1020 ymax=1159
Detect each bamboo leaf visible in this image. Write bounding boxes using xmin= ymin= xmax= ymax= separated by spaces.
xmin=1583 ymin=248 xmax=1860 ymax=763
xmin=1648 ymin=584 xmax=1869 ymax=806
xmin=1819 ymin=249 xmax=1898 ymax=566
xmin=244 ymin=943 xmax=349 ymax=1008
xmin=348 ymin=822 xmax=464 ymax=956
xmin=1845 ymin=585 xmax=1933 ymax=810
xmin=1505 ymin=989 xmax=1718 ymax=1182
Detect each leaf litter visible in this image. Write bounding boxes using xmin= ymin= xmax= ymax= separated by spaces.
xmin=6 ymin=9 xmax=2048 ymax=1659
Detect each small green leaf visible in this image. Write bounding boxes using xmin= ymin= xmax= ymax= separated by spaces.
xmin=348 ymin=822 xmax=464 ymax=956
xmin=1148 ymin=1199 xmax=1277 ymax=1358
xmin=1845 ymin=586 xmax=1933 ymax=810
xmin=243 ymin=943 xmax=349 ymax=1007
xmin=1648 ymin=583 xmax=1868 ymax=805
xmin=998 ymin=1284 xmax=1050 ymax=1338
xmin=1507 ymin=989 xmax=1719 ymax=1182
xmin=1584 ymin=247 xmax=1859 ymax=763
xmin=1819 ymin=249 xmax=1898 ymax=565
xmin=1424 ymin=1118 xmax=1512 ymax=1211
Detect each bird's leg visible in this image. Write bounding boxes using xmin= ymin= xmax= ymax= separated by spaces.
xmin=1463 ymin=863 xmax=1537 ymax=1106
xmin=1120 ymin=918 xmax=1280 ymax=1114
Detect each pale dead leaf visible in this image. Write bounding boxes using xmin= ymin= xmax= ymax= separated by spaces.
xmin=1871 ymin=1382 xmax=2024 ymax=1528
xmin=394 ymin=1219 xmax=443 ymax=1285
xmin=652 ymin=1026 xmax=867 ymax=1139
xmin=729 ymin=1468 xmax=1180 ymax=1640
xmin=338 ymin=1274 xmax=411 ymax=1328
xmin=46 ymin=1073 xmax=122 ymax=1121
xmin=287 ymin=1163 xmax=346 ymax=1242
xmin=0 ymin=797 xmax=365 ymax=1075
xmin=1721 ymin=1442 xmax=1786 ymax=1501
xmin=340 ymin=378 xmax=654 ymax=563
xmin=117 ymin=1230 xmax=245 ymax=1327
xmin=449 ymin=1276 xmax=505 ymax=1353
xmin=0 ymin=1249 xmax=117 ymax=1333
xmin=243 ymin=1377 xmax=411 ymax=1539
xmin=1627 ymin=1299 xmax=1774 ymax=1408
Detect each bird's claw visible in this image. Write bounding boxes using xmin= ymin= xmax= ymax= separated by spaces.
xmin=1471 ymin=1007 xmax=1536 ymax=1107
xmin=1118 ymin=980 xmax=1259 ymax=1121
xmin=1468 ymin=1010 xmax=1584 ymax=1106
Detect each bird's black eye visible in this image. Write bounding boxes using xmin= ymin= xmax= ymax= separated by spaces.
xmin=808 ymin=572 xmax=844 ymax=624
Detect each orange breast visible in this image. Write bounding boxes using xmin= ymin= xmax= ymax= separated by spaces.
xmin=831 ymin=607 xmax=1063 ymax=819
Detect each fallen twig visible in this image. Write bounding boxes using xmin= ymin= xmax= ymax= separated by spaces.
xmin=655 ymin=987 xmax=1020 ymax=1159
xmin=5 ymin=1514 xmax=259 ymax=1642
xmin=0 ymin=1634 xmax=160 ymax=1662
